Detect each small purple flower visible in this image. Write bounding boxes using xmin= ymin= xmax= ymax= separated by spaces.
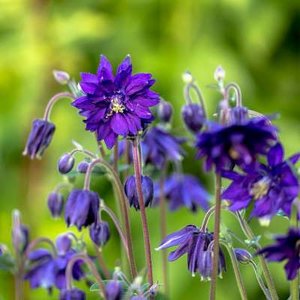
xmin=196 ymin=114 xmax=277 ymax=172
xmin=157 ymin=100 xmax=173 ymax=123
xmin=234 ymin=248 xmax=252 ymax=264
xmin=124 ymin=175 xmax=153 ymax=210
xmin=65 ymin=190 xmax=100 ymax=230
xmin=77 ymin=161 xmax=89 ymax=173
xmin=72 ymin=55 xmax=160 ymax=149
xmin=154 ymin=173 xmax=210 ymax=212
xmin=182 ymin=103 xmax=205 ymax=133
xmin=222 ymin=143 xmax=300 ymax=220
xmin=89 ymin=221 xmax=111 ymax=247
xmin=60 ymin=288 xmax=86 ymax=300
xmin=58 ymin=153 xmax=75 ymax=174
xmin=105 ymin=280 xmax=123 ymax=300
xmin=257 ymin=227 xmax=300 ymax=280
xmin=156 ymin=225 xmax=226 ymax=280
xmin=48 ymin=192 xmax=64 ymax=218
xmin=23 ymin=119 xmax=55 ymax=159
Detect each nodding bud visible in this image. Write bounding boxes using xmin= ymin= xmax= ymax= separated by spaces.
xmin=157 ymin=100 xmax=173 ymax=123
xmin=47 ymin=192 xmax=64 ymax=218
xmin=60 ymin=288 xmax=86 ymax=300
xmin=12 ymin=210 xmax=29 ymax=254
xmin=77 ymin=161 xmax=89 ymax=174
xmin=105 ymin=280 xmax=123 ymax=300
xmin=89 ymin=221 xmax=110 ymax=247
xmin=53 ymin=70 xmax=70 ymax=85
xmin=234 ymin=248 xmax=252 ymax=264
xmin=124 ymin=175 xmax=154 ymax=210
xmin=58 ymin=153 xmax=75 ymax=174
xmin=56 ymin=234 xmax=72 ymax=255
xmin=214 ymin=66 xmax=225 ymax=82
xmin=182 ymin=71 xmax=193 ymax=84
xmin=182 ymin=103 xmax=205 ymax=133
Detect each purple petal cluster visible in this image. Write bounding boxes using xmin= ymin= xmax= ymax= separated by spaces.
xmin=257 ymin=227 xmax=300 ymax=280
xmin=154 ymin=173 xmax=210 ymax=212
xmin=60 ymin=288 xmax=85 ymax=300
xmin=222 ymin=143 xmax=300 ymax=220
xmin=156 ymin=225 xmax=226 ymax=280
xmin=72 ymin=55 xmax=160 ymax=149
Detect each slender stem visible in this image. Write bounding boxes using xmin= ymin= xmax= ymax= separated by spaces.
xmin=113 ymin=143 xmax=119 ymax=172
xmin=97 ymin=140 xmax=106 ymax=159
xmin=94 ymin=245 xmax=111 ymax=279
xmin=209 ymin=174 xmax=222 ymax=300
xmin=132 ymin=139 xmax=154 ymax=286
xmin=66 ymin=254 xmax=106 ymax=299
xmin=184 ymin=82 xmax=207 ymax=118
xmin=15 ymin=273 xmax=23 ymax=300
xmin=221 ymin=242 xmax=248 ymax=300
xmin=159 ymin=167 xmax=168 ymax=295
xmin=69 ymin=148 xmax=97 ymax=159
xmin=25 ymin=237 xmax=57 ymax=257
xmin=83 ymin=158 xmax=137 ymax=278
xmin=236 ymin=212 xmax=279 ymax=300
xmin=290 ymin=210 xmax=299 ymax=300
xmin=43 ymin=92 xmax=74 ymax=121
xmin=225 ymin=83 xmax=242 ymax=107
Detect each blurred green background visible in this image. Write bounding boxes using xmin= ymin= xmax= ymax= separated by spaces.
xmin=0 ymin=0 xmax=299 ymax=299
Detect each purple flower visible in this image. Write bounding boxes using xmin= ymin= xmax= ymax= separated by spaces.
xmin=105 ymin=280 xmax=123 ymax=300
xmin=124 ymin=175 xmax=154 ymax=210
xmin=77 ymin=161 xmax=89 ymax=173
xmin=47 ymin=192 xmax=64 ymax=218
xmin=25 ymin=235 xmax=84 ymax=290
xmin=196 ymin=114 xmax=277 ymax=172
xmin=58 ymin=153 xmax=75 ymax=174
xmin=222 ymin=143 xmax=300 ymax=220
xmin=72 ymin=55 xmax=160 ymax=149
xmin=157 ymin=100 xmax=173 ymax=123
xmin=23 ymin=119 xmax=55 ymax=159
xmin=156 ymin=225 xmax=226 ymax=280
xmin=182 ymin=103 xmax=205 ymax=133
xmin=65 ymin=190 xmax=100 ymax=230
xmin=154 ymin=173 xmax=210 ymax=212
xmin=257 ymin=227 xmax=300 ymax=280
xmin=60 ymin=288 xmax=85 ymax=300
xmin=234 ymin=248 xmax=252 ymax=264
xmin=89 ymin=221 xmax=111 ymax=247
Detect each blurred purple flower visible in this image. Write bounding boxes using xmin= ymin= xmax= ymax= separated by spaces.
xmin=89 ymin=221 xmax=111 ymax=247
xmin=60 ymin=288 xmax=85 ymax=300
xmin=105 ymin=279 xmax=123 ymax=300
xmin=182 ymin=103 xmax=205 ymax=133
xmin=47 ymin=192 xmax=64 ymax=218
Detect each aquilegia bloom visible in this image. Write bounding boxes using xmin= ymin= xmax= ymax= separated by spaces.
xmin=257 ymin=227 xmax=300 ymax=280
xmin=156 ymin=225 xmax=226 ymax=280
xmin=72 ymin=55 xmax=160 ymax=149
xmin=222 ymin=143 xmax=300 ymax=220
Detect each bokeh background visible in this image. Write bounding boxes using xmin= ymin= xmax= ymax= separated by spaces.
xmin=0 ymin=0 xmax=299 ymax=299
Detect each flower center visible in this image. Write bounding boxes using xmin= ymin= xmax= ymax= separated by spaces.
xmin=250 ymin=178 xmax=270 ymax=200
xmin=106 ymin=95 xmax=126 ymax=118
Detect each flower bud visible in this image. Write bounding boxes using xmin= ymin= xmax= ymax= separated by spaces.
xmin=89 ymin=221 xmax=110 ymax=247
xmin=56 ymin=234 xmax=72 ymax=255
xmin=182 ymin=103 xmax=205 ymax=133
xmin=53 ymin=70 xmax=70 ymax=85
xmin=58 ymin=153 xmax=75 ymax=174
xmin=182 ymin=71 xmax=193 ymax=84
xmin=214 ymin=66 xmax=225 ymax=82
xmin=12 ymin=210 xmax=29 ymax=254
xmin=105 ymin=280 xmax=123 ymax=300
xmin=77 ymin=161 xmax=89 ymax=173
xmin=47 ymin=192 xmax=64 ymax=218
xmin=234 ymin=248 xmax=252 ymax=264
xmin=60 ymin=288 xmax=85 ymax=300
xmin=157 ymin=100 xmax=173 ymax=123
xmin=124 ymin=175 xmax=154 ymax=210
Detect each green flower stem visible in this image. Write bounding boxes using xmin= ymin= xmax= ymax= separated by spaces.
xmin=209 ymin=174 xmax=222 ymax=300
xmin=290 ymin=208 xmax=299 ymax=300
xmin=236 ymin=212 xmax=279 ymax=300
xmin=132 ymin=138 xmax=154 ymax=286
xmin=94 ymin=245 xmax=111 ymax=280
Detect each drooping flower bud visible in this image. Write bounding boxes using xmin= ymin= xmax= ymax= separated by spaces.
xmin=234 ymin=248 xmax=253 ymax=264
xmin=47 ymin=192 xmax=64 ymax=218
xmin=53 ymin=70 xmax=70 ymax=85
xmin=77 ymin=161 xmax=89 ymax=173
xmin=12 ymin=210 xmax=29 ymax=254
xmin=124 ymin=175 xmax=154 ymax=210
xmin=214 ymin=65 xmax=225 ymax=82
xmin=56 ymin=234 xmax=72 ymax=255
xmin=157 ymin=100 xmax=173 ymax=123
xmin=105 ymin=280 xmax=123 ymax=300
xmin=89 ymin=221 xmax=110 ymax=247
xmin=182 ymin=103 xmax=205 ymax=133
xmin=23 ymin=119 xmax=55 ymax=159
xmin=65 ymin=189 xmax=100 ymax=230
xmin=60 ymin=288 xmax=86 ymax=300
xmin=58 ymin=153 xmax=75 ymax=174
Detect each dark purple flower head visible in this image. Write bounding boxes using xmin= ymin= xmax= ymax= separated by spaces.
xmin=196 ymin=116 xmax=277 ymax=172
xmin=257 ymin=227 xmax=300 ymax=280
xmin=234 ymin=248 xmax=252 ymax=264
xmin=182 ymin=103 xmax=205 ymax=133
xmin=142 ymin=126 xmax=185 ymax=169
xmin=48 ymin=192 xmax=64 ymax=218
xmin=23 ymin=119 xmax=55 ymax=159
xmin=60 ymin=288 xmax=86 ymax=300
xmin=222 ymin=143 xmax=300 ymax=220
xmin=105 ymin=280 xmax=123 ymax=300
xmin=154 ymin=173 xmax=210 ymax=212
xmin=156 ymin=225 xmax=226 ymax=280
xmin=65 ymin=189 xmax=100 ymax=230
xmin=77 ymin=161 xmax=89 ymax=173
xmin=58 ymin=153 xmax=75 ymax=174
xmin=124 ymin=175 xmax=153 ymax=210
xmin=56 ymin=234 xmax=72 ymax=256
xmin=157 ymin=100 xmax=173 ymax=123
xmin=72 ymin=55 xmax=160 ymax=149
xmin=89 ymin=221 xmax=111 ymax=247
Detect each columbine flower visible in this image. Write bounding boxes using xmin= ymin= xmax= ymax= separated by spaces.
xmin=257 ymin=227 xmax=300 ymax=280
xmin=105 ymin=279 xmax=123 ymax=300
xmin=23 ymin=119 xmax=55 ymax=159
xmin=157 ymin=99 xmax=173 ymax=123
xmin=65 ymin=190 xmax=100 ymax=230
xmin=72 ymin=55 xmax=160 ymax=149
xmin=124 ymin=175 xmax=154 ymax=210
xmin=182 ymin=103 xmax=205 ymax=133
xmin=154 ymin=173 xmax=210 ymax=212
xmin=234 ymin=248 xmax=252 ymax=264
xmin=156 ymin=225 xmax=226 ymax=280
xmin=60 ymin=288 xmax=86 ymax=300
xmin=222 ymin=143 xmax=300 ymax=221
xmin=58 ymin=153 xmax=75 ymax=174
xmin=47 ymin=192 xmax=64 ymax=218
xmin=25 ymin=235 xmax=84 ymax=290
xmin=196 ymin=111 xmax=277 ymax=172
xmin=89 ymin=221 xmax=111 ymax=247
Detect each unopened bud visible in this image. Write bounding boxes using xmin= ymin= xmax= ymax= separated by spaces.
xmin=214 ymin=66 xmax=225 ymax=82
xmin=53 ymin=70 xmax=70 ymax=85
xmin=58 ymin=153 xmax=75 ymax=174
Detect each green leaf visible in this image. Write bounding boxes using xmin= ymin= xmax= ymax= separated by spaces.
xmin=0 ymin=254 xmax=15 ymax=273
